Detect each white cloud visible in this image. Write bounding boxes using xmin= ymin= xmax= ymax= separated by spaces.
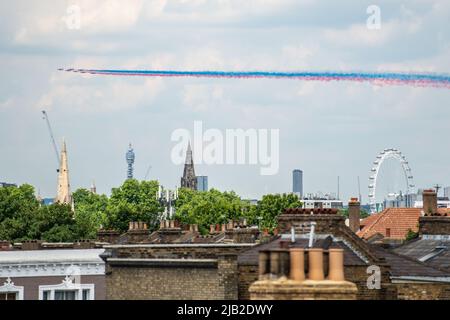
xmin=0 ymin=98 xmax=15 ymax=110
xmin=182 ymin=84 xmax=224 ymax=111
xmin=38 ymin=69 xmax=165 ymax=113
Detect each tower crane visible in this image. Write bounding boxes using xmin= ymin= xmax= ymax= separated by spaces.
xmin=41 ymin=110 xmax=60 ymax=171
xmin=144 ymin=164 xmax=153 ymax=180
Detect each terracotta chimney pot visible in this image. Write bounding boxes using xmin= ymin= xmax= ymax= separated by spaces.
xmin=258 ymin=251 xmax=270 ymax=279
xmin=308 ymin=248 xmax=325 ymax=281
xmin=270 ymin=251 xmax=281 ymax=276
xmin=289 ymin=248 xmax=305 ymax=281
xmin=328 ymin=248 xmax=345 ymax=281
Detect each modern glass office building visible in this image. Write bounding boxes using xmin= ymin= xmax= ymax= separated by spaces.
xmin=293 ymin=169 xmax=303 ymax=198
xmin=197 ymin=176 xmax=208 ymax=192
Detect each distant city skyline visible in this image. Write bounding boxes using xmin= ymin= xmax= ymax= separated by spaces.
xmin=1 ymin=1 xmax=450 ymax=202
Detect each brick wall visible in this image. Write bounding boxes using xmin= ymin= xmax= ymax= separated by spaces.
xmin=106 ymin=265 xmax=222 ymax=300
xmin=104 ymin=245 xmax=250 ymax=300
xmin=395 ymin=283 xmax=450 ymax=300
xmin=419 ymin=217 xmax=450 ymax=235
xmin=238 ymin=265 xmax=258 ymax=300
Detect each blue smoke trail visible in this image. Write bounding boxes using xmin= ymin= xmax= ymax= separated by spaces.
xmin=59 ymin=68 xmax=450 ymax=88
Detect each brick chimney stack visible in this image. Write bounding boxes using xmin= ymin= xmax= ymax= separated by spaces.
xmin=423 ymin=189 xmax=438 ymax=216
xmin=348 ymin=198 xmax=361 ymax=233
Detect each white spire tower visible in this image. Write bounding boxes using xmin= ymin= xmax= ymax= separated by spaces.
xmin=55 ymin=139 xmax=72 ymax=205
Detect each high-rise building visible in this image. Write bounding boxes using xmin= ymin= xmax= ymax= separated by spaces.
xmin=0 ymin=182 xmax=17 ymax=188
xmin=293 ymin=169 xmax=303 ymax=198
xmin=197 ymin=176 xmax=208 ymax=192
xmin=445 ymin=186 xmax=450 ymax=199
xmin=55 ymin=140 xmax=72 ymax=205
xmin=126 ymin=144 xmax=135 ymax=179
xmin=181 ymin=142 xmax=197 ymax=190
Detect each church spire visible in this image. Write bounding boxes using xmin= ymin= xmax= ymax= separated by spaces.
xmin=185 ymin=141 xmax=193 ymax=165
xmin=55 ymin=139 xmax=72 ymax=205
xmin=181 ymin=141 xmax=197 ymax=190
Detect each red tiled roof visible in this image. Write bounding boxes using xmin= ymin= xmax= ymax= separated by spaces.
xmin=357 ymin=208 xmax=421 ymax=240
xmin=437 ymin=208 xmax=450 ymax=216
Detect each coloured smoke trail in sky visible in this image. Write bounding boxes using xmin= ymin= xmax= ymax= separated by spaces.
xmin=59 ymin=68 xmax=450 ymax=89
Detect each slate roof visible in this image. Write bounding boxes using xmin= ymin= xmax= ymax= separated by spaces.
xmin=357 ymin=208 xmax=421 ymax=240
xmin=370 ymin=245 xmax=450 ymax=278
xmin=394 ymin=238 xmax=450 ymax=272
xmin=237 ymin=236 xmax=450 ymax=280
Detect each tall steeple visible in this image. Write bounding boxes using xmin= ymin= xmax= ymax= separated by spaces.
xmin=181 ymin=141 xmax=197 ymax=190
xmin=55 ymin=140 xmax=72 ymax=205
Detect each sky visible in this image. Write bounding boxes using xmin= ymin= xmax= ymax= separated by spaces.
xmin=0 ymin=0 xmax=449 ymax=203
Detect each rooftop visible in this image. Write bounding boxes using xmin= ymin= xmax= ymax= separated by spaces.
xmin=357 ymin=208 xmax=422 ymax=240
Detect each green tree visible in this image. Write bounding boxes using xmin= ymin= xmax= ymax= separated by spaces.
xmin=406 ymin=228 xmax=419 ymax=241
xmin=29 ymin=203 xmax=76 ymax=241
xmin=247 ymin=193 xmax=302 ymax=231
xmin=105 ymin=179 xmax=163 ymax=232
xmin=0 ymin=184 xmax=40 ymax=241
xmin=73 ymin=189 xmax=109 ymax=239
xmin=175 ymin=188 xmax=250 ymax=234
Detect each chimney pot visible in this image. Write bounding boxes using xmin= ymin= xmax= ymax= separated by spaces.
xmin=270 ymin=251 xmax=281 ymax=276
xmin=308 ymin=248 xmax=325 ymax=281
xmin=258 ymin=251 xmax=270 ymax=279
xmin=289 ymin=248 xmax=305 ymax=281
xmin=327 ymin=248 xmax=345 ymax=281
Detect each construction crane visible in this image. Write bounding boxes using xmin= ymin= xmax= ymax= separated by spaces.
xmin=144 ymin=165 xmax=153 ymax=180
xmin=41 ymin=110 xmax=60 ymax=171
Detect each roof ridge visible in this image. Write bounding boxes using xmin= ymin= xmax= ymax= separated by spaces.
xmin=359 ymin=209 xmax=388 ymax=238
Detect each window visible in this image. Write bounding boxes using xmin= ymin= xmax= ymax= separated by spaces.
xmin=0 ymin=292 xmax=18 ymax=300
xmin=0 ymin=278 xmax=24 ymax=300
xmin=39 ymin=277 xmax=95 ymax=300
xmin=386 ymin=228 xmax=391 ymax=238
xmin=82 ymin=289 xmax=90 ymax=300
xmin=42 ymin=291 xmax=51 ymax=300
xmin=55 ymin=290 xmax=77 ymax=300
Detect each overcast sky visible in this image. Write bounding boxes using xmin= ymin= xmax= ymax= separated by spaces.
xmin=1 ymin=0 xmax=449 ymax=203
